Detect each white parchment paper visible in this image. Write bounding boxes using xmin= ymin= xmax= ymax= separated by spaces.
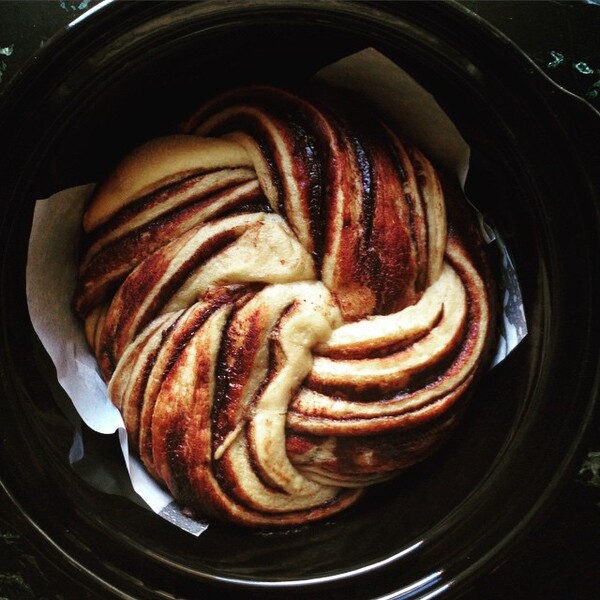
xmin=25 ymin=48 xmax=526 ymax=536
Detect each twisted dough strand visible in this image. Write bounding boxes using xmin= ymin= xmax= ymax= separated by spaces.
xmin=75 ymin=85 xmax=493 ymax=527
xmin=184 ymin=85 xmax=447 ymax=322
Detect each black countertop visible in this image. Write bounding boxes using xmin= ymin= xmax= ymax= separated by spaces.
xmin=0 ymin=2 xmax=599 ymax=599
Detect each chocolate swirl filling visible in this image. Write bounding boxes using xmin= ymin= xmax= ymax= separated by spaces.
xmin=74 ymin=85 xmax=495 ymax=527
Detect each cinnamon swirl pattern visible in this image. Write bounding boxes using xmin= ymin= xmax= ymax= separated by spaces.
xmin=74 ymin=86 xmax=494 ymax=527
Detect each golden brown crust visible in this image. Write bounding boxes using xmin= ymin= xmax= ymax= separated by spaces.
xmin=83 ymin=135 xmax=254 ymax=232
xmin=74 ymin=85 xmax=495 ymax=527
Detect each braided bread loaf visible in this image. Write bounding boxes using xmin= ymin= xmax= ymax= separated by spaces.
xmin=74 ymin=85 xmax=494 ymax=527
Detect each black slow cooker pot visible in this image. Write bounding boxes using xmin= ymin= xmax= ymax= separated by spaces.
xmin=1 ymin=2 xmax=599 ymax=599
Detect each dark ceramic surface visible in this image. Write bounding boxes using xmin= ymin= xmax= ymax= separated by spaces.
xmin=0 ymin=2 xmax=598 ymax=599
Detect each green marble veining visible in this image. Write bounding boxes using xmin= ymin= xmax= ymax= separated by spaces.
xmin=574 ymin=61 xmax=595 ymax=75
xmin=0 ymin=526 xmax=73 ymax=599
xmin=0 ymin=45 xmax=13 ymax=84
xmin=579 ymin=451 xmax=600 ymax=489
xmin=543 ymin=50 xmax=600 ymax=104
xmin=59 ymin=0 xmax=92 ymax=12
xmin=547 ymin=50 xmax=565 ymax=68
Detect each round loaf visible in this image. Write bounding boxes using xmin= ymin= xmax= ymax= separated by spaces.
xmin=74 ymin=85 xmax=495 ymax=527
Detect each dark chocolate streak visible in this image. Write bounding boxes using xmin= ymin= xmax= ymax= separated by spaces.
xmin=133 ymin=312 xmax=184 ymax=449
xmin=131 ymin=178 xmax=260 ymax=245
xmin=305 ymin=302 xmax=469 ymax=402
xmin=133 ymin=229 xmax=243 ymax=343
xmin=274 ymin=97 xmax=332 ymax=268
xmin=297 ymin=254 xmax=482 ymax=415
xmin=83 ymin=168 xmax=245 ymax=249
xmin=265 ymin=94 xmax=333 ymax=270
xmin=314 ymin=342 xmax=464 ymax=408
xmin=387 ymin=137 xmax=428 ymax=293
xmin=193 ymin=90 xmax=336 ymax=270
xmin=298 ymin=352 xmax=470 ymax=423
xmin=288 ymin=120 xmax=325 ymax=265
xmin=83 ymin=180 xmax=263 ymax=274
xmin=75 ymin=178 xmax=264 ymax=317
xmin=322 ymin=102 xmax=394 ymax=309
xmin=245 ymin=301 xmax=298 ymax=495
xmin=313 ymin=93 xmax=377 ymax=243
xmin=157 ymin=292 xmax=252 ymax=505
xmin=349 ymin=133 xmax=375 ymax=244
xmin=211 ymin=300 xmax=300 ymax=500
xmin=162 ymin=289 xmax=248 ymax=379
xmin=316 ymin=308 xmax=445 ymax=361
xmin=210 ymin=293 xmax=258 ymax=456
xmin=260 ymin=137 xmax=286 ymax=218
xmin=201 ymin=114 xmax=287 ymax=219
xmin=164 ymin=421 xmax=196 ymax=506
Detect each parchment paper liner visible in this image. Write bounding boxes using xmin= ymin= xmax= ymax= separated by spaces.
xmin=26 ymin=48 xmax=527 ymax=535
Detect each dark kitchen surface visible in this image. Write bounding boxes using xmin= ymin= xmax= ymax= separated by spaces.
xmin=0 ymin=2 xmax=599 ymax=599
